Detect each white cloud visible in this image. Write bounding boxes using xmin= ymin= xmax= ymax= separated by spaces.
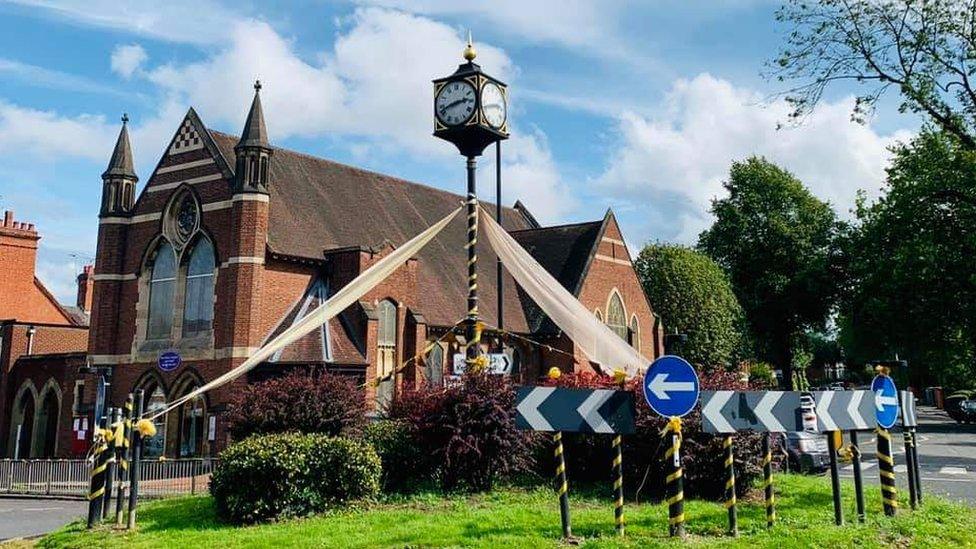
xmin=10 ymin=0 xmax=235 ymax=44
xmin=0 ymin=58 xmax=129 ymax=98
xmin=500 ymin=129 xmax=575 ymax=222
xmin=0 ymin=101 xmax=116 ymax=160
xmin=110 ymin=44 xmax=148 ymax=78
xmin=596 ymin=73 xmax=914 ymax=243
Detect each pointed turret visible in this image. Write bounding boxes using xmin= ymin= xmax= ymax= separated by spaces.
xmin=100 ymin=114 xmax=139 ymax=216
xmin=234 ymin=80 xmax=273 ymax=193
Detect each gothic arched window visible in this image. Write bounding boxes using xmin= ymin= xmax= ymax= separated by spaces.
xmin=426 ymin=343 xmax=444 ymax=387
xmin=606 ymin=292 xmax=628 ymax=341
xmin=148 ymin=241 xmax=177 ymax=339
xmin=377 ymin=300 xmax=397 ymax=379
xmin=183 ymin=238 xmax=215 ymax=335
xmin=629 ymin=316 xmax=640 ymax=350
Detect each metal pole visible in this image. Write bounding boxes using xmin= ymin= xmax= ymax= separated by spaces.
xmin=903 ymin=429 xmax=918 ymax=510
xmin=666 ymin=420 xmax=685 ymax=537
xmin=724 ymin=435 xmax=738 ymax=536
xmin=553 ymin=432 xmax=572 ymax=539
xmin=762 ymin=433 xmax=774 ymax=528
xmin=465 ymin=156 xmax=482 ymax=367
xmin=116 ymin=394 xmax=133 ymax=525
xmin=612 ymin=434 xmax=624 ymax=536
xmin=850 ymin=430 xmax=866 ymax=522
xmin=877 ymin=428 xmax=898 ymax=516
xmin=127 ymin=390 xmax=143 ymax=530
xmin=13 ymin=425 xmax=21 ymax=460
xmin=495 ymin=141 xmax=503 ymax=333
xmin=826 ymin=430 xmax=843 ymax=525
xmin=913 ymin=442 xmax=923 ymax=502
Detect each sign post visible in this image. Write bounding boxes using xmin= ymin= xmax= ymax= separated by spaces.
xmin=643 ymin=356 xmax=699 ymax=538
xmin=849 ymin=430 xmax=866 ymax=522
xmin=873 ymin=374 xmax=900 ymax=516
xmin=515 ymin=386 xmax=635 ymax=540
xmin=900 ymin=389 xmax=921 ymax=508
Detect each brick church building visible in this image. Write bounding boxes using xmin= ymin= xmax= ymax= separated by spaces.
xmin=7 ymin=84 xmax=664 ymax=458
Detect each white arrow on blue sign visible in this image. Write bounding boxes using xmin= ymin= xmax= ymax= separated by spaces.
xmin=872 ymin=374 xmax=899 ymax=429
xmin=642 ymin=355 xmax=700 ymax=418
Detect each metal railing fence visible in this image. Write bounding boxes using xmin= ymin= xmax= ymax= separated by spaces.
xmin=0 ymin=458 xmax=216 ymax=498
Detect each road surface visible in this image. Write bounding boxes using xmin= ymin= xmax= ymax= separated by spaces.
xmin=839 ymin=405 xmax=976 ymax=504
xmin=0 ymin=498 xmax=87 ymax=541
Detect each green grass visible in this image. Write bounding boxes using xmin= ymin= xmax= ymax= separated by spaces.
xmin=35 ymin=474 xmax=976 ymax=548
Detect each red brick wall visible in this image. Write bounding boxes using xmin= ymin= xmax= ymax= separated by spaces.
xmin=0 ymin=212 xmax=73 ymax=325
xmin=575 ymin=214 xmax=663 ymax=370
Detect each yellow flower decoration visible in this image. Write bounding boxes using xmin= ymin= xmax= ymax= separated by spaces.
xmin=547 ymin=367 xmax=562 ymax=380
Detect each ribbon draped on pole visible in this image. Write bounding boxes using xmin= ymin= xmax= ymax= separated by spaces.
xmin=480 ymin=208 xmax=648 ymax=376
xmin=148 ymin=206 xmax=462 ymax=420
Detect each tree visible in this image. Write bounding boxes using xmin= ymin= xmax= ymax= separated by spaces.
xmin=840 ymin=129 xmax=976 ymax=389
xmin=634 ymin=244 xmax=747 ymax=370
xmin=699 ymin=157 xmax=840 ymax=388
xmin=770 ymin=0 xmax=976 ymax=149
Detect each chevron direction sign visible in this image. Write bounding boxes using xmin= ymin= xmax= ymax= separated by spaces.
xmin=700 ymin=391 xmax=804 ymax=433
xmin=515 ymin=386 xmax=636 ymax=434
xmin=813 ymin=390 xmax=876 ymax=431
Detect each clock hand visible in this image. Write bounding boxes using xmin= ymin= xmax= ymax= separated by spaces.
xmin=445 ymin=97 xmax=473 ymax=110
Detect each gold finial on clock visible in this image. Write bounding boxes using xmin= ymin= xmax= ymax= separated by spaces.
xmin=463 ymin=30 xmax=477 ymax=61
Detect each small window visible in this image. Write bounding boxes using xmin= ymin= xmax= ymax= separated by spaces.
xmin=72 ymin=380 xmax=85 ymax=415
xmin=606 ymin=292 xmax=628 ymax=341
xmin=148 ymin=242 xmax=177 ymax=339
xmin=183 ymin=238 xmax=215 ymax=335
xmin=142 ymin=385 xmax=168 ymax=459
xmin=377 ymin=300 xmax=397 ymax=379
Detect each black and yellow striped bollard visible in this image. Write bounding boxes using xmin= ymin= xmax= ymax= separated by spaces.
xmin=86 ymin=419 xmax=110 ymax=528
xmin=761 ymin=433 xmax=775 ymax=528
xmin=876 ymin=428 xmax=898 ymax=516
xmin=723 ymin=435 xmax=737 ymax=536
xmin=611 ymin=434 xmax=624 ymax=536
xmin=664 ymin=417 xmax=685 ymax=537
xmin=102 ymin=408 xmax=120 ymax=520
xmin=553 ymin=432 xmax=572 ymax=540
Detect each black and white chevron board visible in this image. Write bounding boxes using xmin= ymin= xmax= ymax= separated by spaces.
xmin=900 ymin=390 xmax=917 ymax=428
xmin=701 ymin=391 xmax=805 ymax=433
xmin=515 ymin=386 xmax=636 ymax=434
xmin=813 ymin=390 xmax=876 ymax=431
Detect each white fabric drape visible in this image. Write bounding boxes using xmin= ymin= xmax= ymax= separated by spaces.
xmin=148 ymin=206 xmax=462 ymax=420
xmin=480 ymin=209 xmax=650 ymax=376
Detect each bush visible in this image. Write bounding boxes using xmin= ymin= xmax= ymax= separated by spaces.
xmin=544 ymin=369 xmax=764 ymax=502
xmin=210 ymin=432 xmax=380 ymax=524
xmin=388 ymin=373 xmax=538 ymax=492
xmin=361 ymin=420 xmax=426 ymax=492
xmin=225 ymin=369 xmax=366 ymax=440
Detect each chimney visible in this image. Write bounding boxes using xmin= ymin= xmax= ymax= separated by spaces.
xmin=77 ymin=264 xmax=94 ymax=313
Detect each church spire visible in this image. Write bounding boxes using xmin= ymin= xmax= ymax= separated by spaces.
xmin=100 ymin=114 xmax=138 ymax=217
xmin=102 ymin=113 xmax=137 ymax=180
xmin=234 ymin=80 xmax=273 ymax=193
xmin=237 ymin=80 xmax=269 ymax=149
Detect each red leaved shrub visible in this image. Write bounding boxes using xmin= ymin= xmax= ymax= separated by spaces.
xmin=388 ymin=372 xmax=538 ymax=492
xmin=544 ymin=368 xmax=764 ymax=501
xmin=225 ymin=369 xmax=366 ymax=440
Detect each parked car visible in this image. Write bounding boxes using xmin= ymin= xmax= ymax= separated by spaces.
xmin=957 ymin=400 xmax=976 ymax=424
xmin=799 ymin=393 xmax=817 ymax=432
xmin=784 ymin=431 xmax=830 ymax=473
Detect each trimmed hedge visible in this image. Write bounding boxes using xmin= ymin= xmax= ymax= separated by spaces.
xmin=361 ymin=420 xmax=426 ymax=492
xmin=210 ymin=432 xmax=380 ymax=524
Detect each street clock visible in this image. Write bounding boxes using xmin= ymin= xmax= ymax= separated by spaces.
xmin=433 ymin=36 xmax=509 ymax=157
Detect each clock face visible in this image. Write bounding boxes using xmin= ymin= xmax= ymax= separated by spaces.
xmin=480 ymin=82 xmax=506 ymax=129
xmin=436 ymin=80 xmax=476 ymax=126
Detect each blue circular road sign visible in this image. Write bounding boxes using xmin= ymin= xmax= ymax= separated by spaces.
xmin=158 ymin=351 xmax=182 ymax=373
xmin=871 ymin=374 xmax=899 ymax=429
xmin=643 ymin=355 xmax=700 ymax=418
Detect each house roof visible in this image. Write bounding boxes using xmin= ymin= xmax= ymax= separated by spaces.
xmin=208 ymin=129 xmax=603 ymax=333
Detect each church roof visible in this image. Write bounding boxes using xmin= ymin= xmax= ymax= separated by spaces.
xmin=208 ymin=130 xmax=603 ymax=332
xmin=102 ymin=117 xmax=137 ymax=180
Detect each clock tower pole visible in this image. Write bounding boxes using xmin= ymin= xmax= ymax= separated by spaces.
xmin=433 ymin=34 xmax=509 ymax=370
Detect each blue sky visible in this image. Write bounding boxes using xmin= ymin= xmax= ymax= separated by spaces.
xmin=0 ymin=1 xmax=917 ymax=302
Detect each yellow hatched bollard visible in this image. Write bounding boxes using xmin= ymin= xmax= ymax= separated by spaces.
xmin=664 ymin=417 xmax=685 ymax=537
xmin=553 ymin=431 xmax=572 ymax=540
xmin=612 ymin=434 xmax=624 ymax=536
xmin=762 ymin=433 xmax=775 ymax=528
xmin=723 ymin=435 xmax=737 ymax=536
xmin=876 ymin=427 xmax=898 ymax=516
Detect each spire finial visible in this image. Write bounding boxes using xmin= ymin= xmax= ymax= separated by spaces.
xmin=254 ymin=79 xmax=262 ymax=92
xmin=463 ymin=30 xmax=477 ymax=61
xmin=121 ymin=112 xmax=129 ymax=124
